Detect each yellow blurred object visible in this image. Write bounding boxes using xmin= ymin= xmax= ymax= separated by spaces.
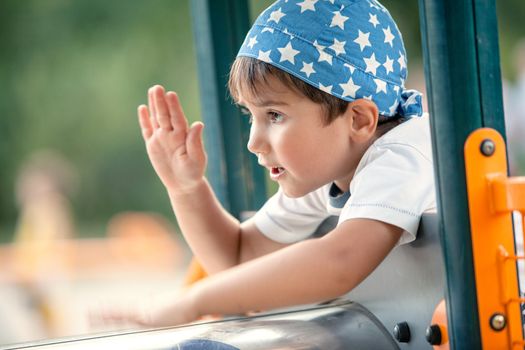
xmin=8 ymin=150 xmax=186 ymax=339
xmin=183 ymin=258 xmax=208 ymax=286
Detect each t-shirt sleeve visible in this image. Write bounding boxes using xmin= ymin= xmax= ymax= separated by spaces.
xmin=340 ymin=142 xmax=436 ymax=244
xmin=253 ymin=186 xmax=330 ymax=243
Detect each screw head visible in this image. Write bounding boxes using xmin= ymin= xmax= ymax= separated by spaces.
xmin=480 ymin=139 xmax=495 ymax=156
xmin=489 ymin=313 xmax=506 ymax=331
xmin=393 ymin=322 xmax=411 ymax=343
xmin=425 ymin=324 xmax=442 ymax=345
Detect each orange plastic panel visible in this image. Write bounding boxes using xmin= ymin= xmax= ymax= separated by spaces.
xmin=489 ymin=174 xmax=525 ymax=213
xmin=464 ymin=128 xmax=524 ymax=349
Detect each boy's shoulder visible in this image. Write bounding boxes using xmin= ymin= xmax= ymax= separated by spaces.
xmin=374 ymin=114 xmax=432 ymax=157
xmin=354 ymin=114 xmax=433 ymax=174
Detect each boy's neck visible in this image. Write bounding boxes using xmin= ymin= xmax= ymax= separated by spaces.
xmin=334 ymin=171 xmax=355 ymax=192
xmin=333 ymin=132 xmax=380 ymax=191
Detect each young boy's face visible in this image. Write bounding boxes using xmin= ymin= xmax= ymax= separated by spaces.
xmin=238 ymin=77 xmax=362 ymax=197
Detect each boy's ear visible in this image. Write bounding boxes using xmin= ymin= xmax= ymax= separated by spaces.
xmin=345 ymin=99 xmax=379 ymax=142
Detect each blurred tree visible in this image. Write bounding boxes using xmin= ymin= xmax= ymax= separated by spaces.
xmin=0 ymin=0 xmax=522 ymax=241
xmin=0 ymin=0 xmax=201 ymax=240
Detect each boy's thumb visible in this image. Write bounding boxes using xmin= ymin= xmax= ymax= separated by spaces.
xmin=186 ymin=122 xmax=205 ymax=160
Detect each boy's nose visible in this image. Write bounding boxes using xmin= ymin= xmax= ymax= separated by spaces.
xmin=247 ymin=125 xmax=269 ymax=155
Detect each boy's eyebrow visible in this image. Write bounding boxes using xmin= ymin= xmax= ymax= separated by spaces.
xmin=237 ymin=99 xmax=290 ymax=108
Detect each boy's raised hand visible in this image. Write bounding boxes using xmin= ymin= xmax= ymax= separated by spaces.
xmin=138 ymin=85 xmax=207 ymax=193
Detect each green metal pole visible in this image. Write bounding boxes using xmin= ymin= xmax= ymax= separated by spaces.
xmin=189 ymin=0 xmax=267 ymax=218
xmin=418 ymin=0 xmax=505 ymax=348
xmin=473 ymin=0 xmax=506 ymax=134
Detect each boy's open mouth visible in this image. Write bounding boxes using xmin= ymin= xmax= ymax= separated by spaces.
xmin=270 ymin=167 xmax=286 ymax=179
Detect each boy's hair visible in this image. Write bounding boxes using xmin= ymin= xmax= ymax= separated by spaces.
xmin=229 ymin=56 xmax=406 ymax=131
xmin=229 ymin=56 xmax=347 ymax=125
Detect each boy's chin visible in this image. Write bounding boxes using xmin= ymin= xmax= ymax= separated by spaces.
xmin=280 ymin=185 xmax=314 ymax=199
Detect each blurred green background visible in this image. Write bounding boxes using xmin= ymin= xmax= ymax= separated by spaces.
xmin=1 ymin=0 xmax=524 ymax=242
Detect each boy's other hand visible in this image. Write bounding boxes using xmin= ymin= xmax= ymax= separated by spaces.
xmin=89 ymin=289 xmax=199 ymax=329
xmin=138 ymin=85 xmax=207 ymax=194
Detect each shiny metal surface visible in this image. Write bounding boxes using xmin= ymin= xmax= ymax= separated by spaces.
xmin=1 ymin=301 xmax=398 ymax=350
xmin=2 ymin=214 xmax=441 ymax=349
xmin=345 ymin=213 xmax=444 ymax=349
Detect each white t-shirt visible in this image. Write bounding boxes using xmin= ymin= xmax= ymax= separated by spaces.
xmin=253 ymin=114 xmax=436 ymax=245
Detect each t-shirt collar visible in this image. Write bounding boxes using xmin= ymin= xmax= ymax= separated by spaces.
xmin=328 ymin=183 xmax=351 ymax=209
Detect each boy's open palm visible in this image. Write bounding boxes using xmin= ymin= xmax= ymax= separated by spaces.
xmin=138 ymin=85 xmax=207 ymax=193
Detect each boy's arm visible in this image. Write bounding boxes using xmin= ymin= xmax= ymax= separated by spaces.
xmin=139 ymin=85 xmax=286 ymax=274
xmin=167 ymin=179 xmax=288 ymax=273
xmin=111 ymin=218 xmax=403 ymax=326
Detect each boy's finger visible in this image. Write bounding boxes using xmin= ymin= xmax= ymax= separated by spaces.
xmin=148 ymin=87 xmax=159 ymax=129
xmin=153 ymin=86 xmax=172 ymax=130
xmin=166 ymin=92 xmax=189 ymax=134
xmin=138 ymin=105 xmax=153 ymax=140
xmin=186 ymin=122 xmax=206 ymax=162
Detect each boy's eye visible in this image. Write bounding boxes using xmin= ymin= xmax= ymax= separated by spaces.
xmin=268 ymin=111 xmax=284 ymax=123
xmin=240 ymin=107 xmax=253 ymax=124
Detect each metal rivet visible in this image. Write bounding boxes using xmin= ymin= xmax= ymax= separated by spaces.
xmin=393 ymin=322 xmax=411 ymax=343
xmin=425 ymin=324 xmax=442 ymax=345
xmin=489 ymin=313 xmax=506 ymax=331
xmin=480 ymin=139 xmax=495 ymax=156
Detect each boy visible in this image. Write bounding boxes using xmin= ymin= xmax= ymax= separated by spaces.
xmin=107 ymin=0 xmax=435 ymax=326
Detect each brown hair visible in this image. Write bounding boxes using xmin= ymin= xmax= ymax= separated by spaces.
xmin=228 ymin=56 xmax=406 ymax=130
xmin=229 ymin=56 xmax=347 ymax=125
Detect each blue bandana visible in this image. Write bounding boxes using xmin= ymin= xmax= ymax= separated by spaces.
xmin=237 ymin=0 xmax=423 ymax=117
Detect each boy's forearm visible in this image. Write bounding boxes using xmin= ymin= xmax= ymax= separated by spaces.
xmin=167 ymin=178 xmax=241 ymax=273
xmin=188 ymin=239 xmax=345 ymax=317
xmin=188 ymin=220 xmax=402 ymax=317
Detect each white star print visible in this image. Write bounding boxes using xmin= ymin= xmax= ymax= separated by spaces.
xmin=258 ymin=50 xmax=272 ymax=63
xmin=369 ymin=13 xmax=379 ymax=27
xmin=383 ymin=26 xmax=395 ymax=47
xmin=398 ymin=52 xmax=407 ymax=70
xmin=339 ymin=77 xmax=361 ymax=98
xmin=364 ymin=53 xmax=380 ymax=75
xmin=369 ymin=1 xmax=381 ymax=10
xmin=388 ymin=101 xmax=399 ymax=115
xmin=319 ymin=83 xmax=333 ymax=94
xmin=262 ymin=27 xmax=274 ymax=34
xmin=318 ymin=50 xmax=333 ymax=64
xmin=363 ymin=95 xmax=373 ymax=100
xmin=330 ymin=10 xmax=348 ymax=30
xmin=278 ymin=42 xmax=300 ymax=64
xmin=394 ymin=85 xmax=400 ymax=93
xmin=353 ymin=30 xmax=371 ymax=52
xmin=300 ymin=62 xmax=316 ymax=77
xmin=370 ymin=0 xmax=386 ymax=11
xmin=283 ymin=28 xmax=295 ymax=39
xmin=297 ymin=0 xmax=318 ymax=13
xmin=374 ymin=78 xmax=387 ymax=93
xmin=247 ymin=35 xmax=258 ymax=49
xmin=383 ymin=55 xmax=394 ymax=74
xmin=402 ymin=92 xmax=419 ymax=108
xmin=268 ymin=8 xmax=286 ymax=23
xmin=344 ymin=63 xmax=355 ymax=73
xmin=329 ymin=38 xmax=346 ymax=56
xmin=314 ymin=40 xmax=333 ymax=65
